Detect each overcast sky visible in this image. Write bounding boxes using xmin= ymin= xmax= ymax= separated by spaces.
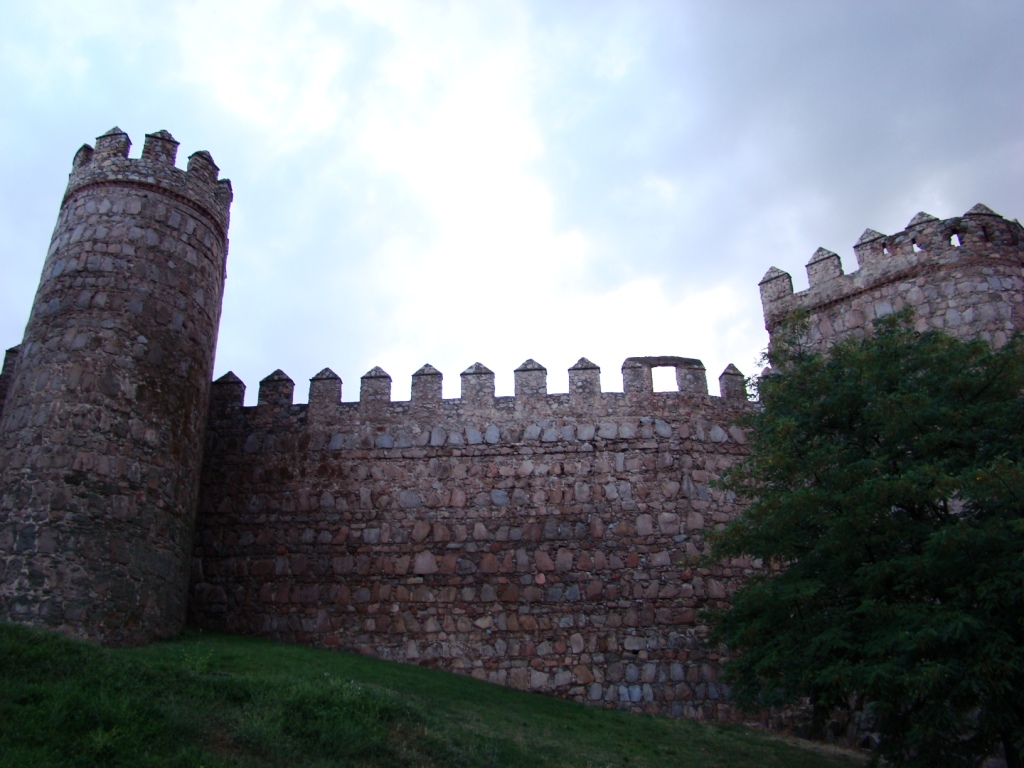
xmin=1 ymin=1 xmax=1021 ymax=402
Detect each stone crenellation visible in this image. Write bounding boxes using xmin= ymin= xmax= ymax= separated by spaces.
xmin=216 ymin=356 xmax=744 ymax=411
xmin=760 ymin=205 xmax=1024 ymax=351
xmin=1 ymin=128 xmax=1022 ymax=722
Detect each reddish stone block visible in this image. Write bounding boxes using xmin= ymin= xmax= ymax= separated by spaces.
xmin=535 ymin=550 xmax=554 ymax=571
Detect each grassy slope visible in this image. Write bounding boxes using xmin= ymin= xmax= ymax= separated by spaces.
xmin=0 ymin=623 xmax=863 ymax=768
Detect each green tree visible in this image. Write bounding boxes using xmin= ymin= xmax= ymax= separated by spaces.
xmin=710 ymin=315 xmax=1024 ymax=768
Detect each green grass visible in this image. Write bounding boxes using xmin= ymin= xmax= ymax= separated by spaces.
xmin=0 ymin=622 xmax=864 ymax=767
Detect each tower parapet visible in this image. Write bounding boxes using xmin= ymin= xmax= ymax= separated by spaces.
xmin=63 ymin=127 xmax=232 ymax=238
xmin=0 ymin=128 xmax=232 ymax=644
xmin=760 ymin=205 xmax=1024 ymax=351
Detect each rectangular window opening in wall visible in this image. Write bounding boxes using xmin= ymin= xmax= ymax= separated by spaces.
xmin=913 ymin=242 xmax=923 ymax=252
xmin=652 ymin=366 xmax=677 ymax=392
xmin=951 ymin=233 xmax=962 ymax=247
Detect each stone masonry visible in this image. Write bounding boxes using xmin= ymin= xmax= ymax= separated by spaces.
xmin=760 ymin=205 xmax=1024 ymax=353
xmin=189 ymin=358 xmax=752 ymax=719
xmin=0 ymin=129 xmax=232 ymax=644
xmin=1 ymin=128 xmax=1022 ymax=720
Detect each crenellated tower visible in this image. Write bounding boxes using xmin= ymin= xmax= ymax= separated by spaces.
xmin=759 ymin=205 xmax=1024 ymax=353
xmin=0 ymin=128 xmax=232 ymax=644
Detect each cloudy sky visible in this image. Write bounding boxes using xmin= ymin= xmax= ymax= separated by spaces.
xmin=1 ymin=1 xmax=1021 ymax=402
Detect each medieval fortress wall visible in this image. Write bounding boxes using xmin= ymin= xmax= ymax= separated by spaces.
xmin=1 ymin=129 xmax=1022 ymax=719
xmin=190 ymin=359 xmax=751 ymax=719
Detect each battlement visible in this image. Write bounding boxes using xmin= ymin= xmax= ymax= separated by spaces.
xmin=760 ymin=205 xmax=1024 ymax=348
xmin=65 ymin=127 xmax=233 ymax=236
xmin=213 ymin=356 xmax=748 ymax=415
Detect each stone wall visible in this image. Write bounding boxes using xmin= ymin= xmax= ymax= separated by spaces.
xmin=6 ymin=129 xmax=1019 ymax=728
xmin=189 ymin=357 xmax=755 ymax=718
xmin=759 ymin=205 xmax=1024 ymax=352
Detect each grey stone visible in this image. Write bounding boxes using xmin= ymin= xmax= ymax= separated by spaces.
xmin=430 ymin=426 xmax=447 ymax=446
xmin=398 ymin=490 xmax=421 ymax=509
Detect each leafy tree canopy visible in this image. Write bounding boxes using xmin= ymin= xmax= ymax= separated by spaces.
xmin=711 ymin=315 xmax=1024 ymax=768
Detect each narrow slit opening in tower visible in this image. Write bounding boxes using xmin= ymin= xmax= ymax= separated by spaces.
xmin=951 ymin=233 xmax=962 ymax=247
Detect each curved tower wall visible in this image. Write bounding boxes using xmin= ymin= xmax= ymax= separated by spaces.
xmin=759 ymin=205 xmax=1024 ymax=352
xmin=0 ymin=128 xmax=232 ymax=644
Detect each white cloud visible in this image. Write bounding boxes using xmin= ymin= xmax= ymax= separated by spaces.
xmin=1 ymin=1 xmax=1020 ymax=408
xmin=185 ymin=1 xmax=765 ymax=400
xmin=170 ymin=0 xmax=351 ymax=144
xmin=0 ymin=2 xmax=147 ymax=93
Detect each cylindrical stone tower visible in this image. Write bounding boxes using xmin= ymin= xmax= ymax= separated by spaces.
xmin=0 ymin=127 xmax=232 ymax=644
